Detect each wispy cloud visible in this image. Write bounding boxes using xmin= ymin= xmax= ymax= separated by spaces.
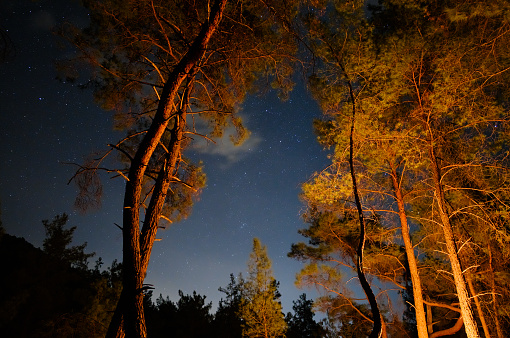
xmin=192 ymin=128 xmax=263 ymax=165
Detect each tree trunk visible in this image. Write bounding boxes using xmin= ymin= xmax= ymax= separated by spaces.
xmin=424 ymin=299 xmax=465 ymax=337
xmin=466 ymin=271 xmax=490 ymax=337
xmin=426 ymin=299 xmax=433 ymax=334
xmin=428 ymin=144 xmax=480 ymax=338
xmin=430 ymin=316 xmax=464 ymax=338
xmin=140 ymin=84 xmax=191 ymax=276
xmin=106 ymin=1 xmax=229 ymax=337
xmin=390 ymin=166 xmax=428 ymax=338
xmin=346 ymin=68 xmax=382 ymax=338
xmin=105 ymin=91 xmax=190 ymax=338
xmin=105 ymin=289 xmax=126 ymax=338
xmin=488 ymin=243 xmax=504 ymax=338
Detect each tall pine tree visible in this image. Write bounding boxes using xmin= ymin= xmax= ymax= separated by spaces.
xmin=60 ymin=1 xmax=299 ymax=336
xmin=239 ymin=238 xmax=287 ymax=338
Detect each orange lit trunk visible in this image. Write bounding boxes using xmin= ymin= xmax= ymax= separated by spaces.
xmin=429 ymin=144 xmax=480 ymax=338
xmin=105 ymin=1 xmax=228 ymax=337
xmin=389 ymin=165 xmax=428 ymax=338
xmin=465 ymin=272 xmax=489 ymax=337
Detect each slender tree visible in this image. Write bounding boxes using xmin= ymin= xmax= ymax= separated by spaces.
xmin=239 ymin=238 xmax=287 ymax=338
xmin=294 ymin=1 xmax=410 ymax=336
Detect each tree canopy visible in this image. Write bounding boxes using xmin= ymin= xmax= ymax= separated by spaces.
xmin=291 ymin=0 xmax=510 ymax=337
xmin=42 ymin=213 xmax=95 ymax=270
xmin=285 ymin=293 xmax=325 ymax=338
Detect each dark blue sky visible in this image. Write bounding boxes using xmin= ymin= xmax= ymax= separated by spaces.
xmin=0 ymin=0 xmax=330 ymax=313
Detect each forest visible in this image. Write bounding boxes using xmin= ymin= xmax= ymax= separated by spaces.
xmin=2 ymin=0 xmax=510 ymax=337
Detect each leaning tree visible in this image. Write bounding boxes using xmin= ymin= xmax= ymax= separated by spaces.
xmin=60 ymin=0 xmax=299 ymax=336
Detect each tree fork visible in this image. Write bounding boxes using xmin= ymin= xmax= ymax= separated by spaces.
xmin=106 ymin=1 xmax=229 ymax=337
xmin=105 ymin=82 xmax=191 ymax=338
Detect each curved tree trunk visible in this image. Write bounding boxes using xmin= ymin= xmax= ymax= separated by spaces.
xmin=430 ymin=316 xmax=464 ymax=338
xmin=350 ymin=126 xmax=382 ymax=338
xmin=424 ymin=299 xmax=464 ymax=337
xmin=106 ymin=1 xmax=229 ymax=337
xmin=389 ymin=166 xmax=428 ymax=338
xmin=344 ymin=63 xmax=382 ymax=338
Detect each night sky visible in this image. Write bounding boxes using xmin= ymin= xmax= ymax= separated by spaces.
xmin=0 ymin=0 xmax=329 ymax=314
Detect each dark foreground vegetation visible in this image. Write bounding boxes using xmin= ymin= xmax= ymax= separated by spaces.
xmin=0 ymin=219 xmax=324 ymax=338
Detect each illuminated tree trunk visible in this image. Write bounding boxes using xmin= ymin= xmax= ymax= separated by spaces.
xmin=465 ymin=272 xmax=490 ymax=338
xmin=430 ymin=316 xmax=464 ymax=338
xmin=488 ymin=243 xmax=503 ymax=338
xmin=429 ymin=144 xmax=480 ymax=338
xmin=389 ymin=166 xmax=428 ymax=338
xmin=426 ymin=300 xmax=433 ymax=334
xmin=105 ymin=1 xmax=229 ymax=337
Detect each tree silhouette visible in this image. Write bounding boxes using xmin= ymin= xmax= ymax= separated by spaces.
xmin=42 ymin=213 xmax=95 ymax=270
xmin=213 ymin=273 xmax=243 ymax=338
xmin=0 ymin=230 xmax=121 ymax=337
xmin=285 ymin=293 xmax=324 ymax=338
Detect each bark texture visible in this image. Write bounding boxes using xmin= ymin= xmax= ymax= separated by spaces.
xmin=390 ymin=166 xmax=428 ymax=338
xmin=429 ymin=144 xmax=480 ymax=338
xmin=106 ymin=1 xmax=229 ymax=337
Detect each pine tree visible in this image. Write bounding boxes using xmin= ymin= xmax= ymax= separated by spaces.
xmin=59 ymin=1 xmax=299 ymax=336
xmin=174 ymin=290 xmax=214 ymax=337
xmin=214 ymin=273 xmax=244 ymax=338
xmin=285 ymin=294 xmax=324 ymax=338
xmin=296 ymin=1 xmax=510 ymax=337
xmin=42 ymin=213 xmax=95 ymax=270
xmin=239 ymin=238 xmax=287 ymax=338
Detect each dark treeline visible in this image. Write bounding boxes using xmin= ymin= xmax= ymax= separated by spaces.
xmin=0 ymin=233 xmax=121 ymax=337
xmin=0 ymin=217 xmax=324 ymax=338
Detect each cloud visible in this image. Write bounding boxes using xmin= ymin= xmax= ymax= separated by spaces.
xmin=192 ymin=128 xmax=263 ymax=165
